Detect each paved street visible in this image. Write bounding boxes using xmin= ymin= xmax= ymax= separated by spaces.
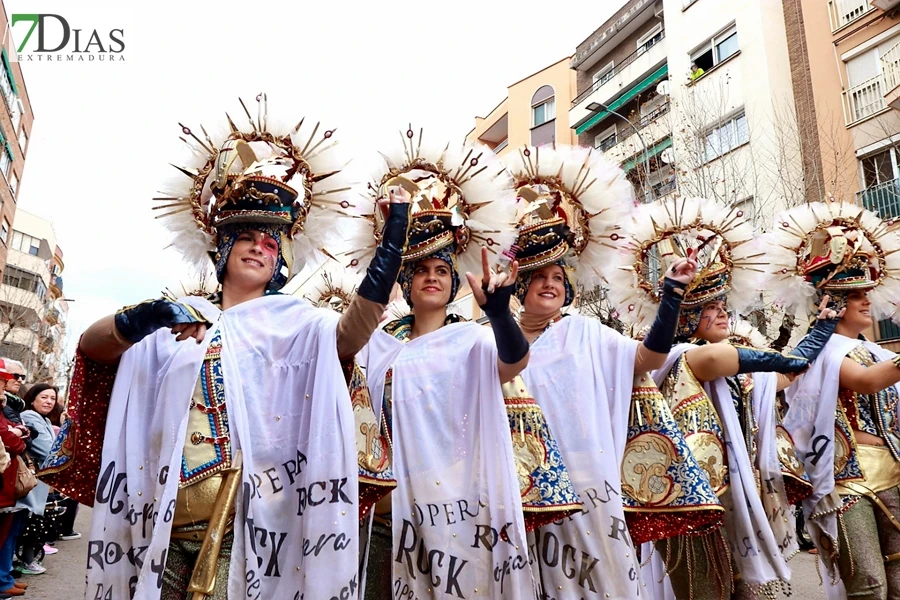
xmin=19 ymin=506 xmax=826 ymax=599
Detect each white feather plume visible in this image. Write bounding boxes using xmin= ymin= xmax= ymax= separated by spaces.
xmin=729 ymin=317 xmax=769 ymax=349
xmin=340 ymin=128 xmax=516 ymax=277
xmin=762 ymin=199 xmax=900 ymax=321
xmin=502 ymin=145 xmax=633 ymax=290
xmin=155 ymin=97 xmax=354 ymax=281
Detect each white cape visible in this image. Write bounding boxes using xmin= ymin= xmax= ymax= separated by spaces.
xmin=86 ymin=295 xmax=358 ymax=600
xmin=784 ymin=333 xmax=897 ymax=598
xmin=364 ymin=321 xmax=535 ymax=599
xmin=523 ymin=315 xmax=647 ymax=599
xmin=649 ymin=345 xmax=791 ymax=590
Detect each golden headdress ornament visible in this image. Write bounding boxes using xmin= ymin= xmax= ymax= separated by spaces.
xmin=607 ymin=196 xmax=763 ymax=329
xmin=502 ymin=145 xmax=632 ymax=290
xmin=154 ymin=94 xmax=352 ymax=280
xmin=341 ymin=126 xmax=517 ymax=276
xmin=763 ymin=197 xmax=900 ymax=320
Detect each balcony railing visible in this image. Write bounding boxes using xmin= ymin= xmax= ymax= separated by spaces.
xmin=828 ymin=0 xmax=873 ymax=31
xmin=618 ymin=102 xmax=671 ymax=144
xmin=844 ymin=73 xmax=887 ymax=124
xmin=883 ymin=42 xmax=900 ymax=94
xmin=597 ymin=134 xmax=617 ymax=152
xmin=493 ymin=139 xmax=508 ymax=154
xmin=572 ymin=30 xmax=666 ymax=107
xmin=857 ymin=177 xmax=900 ymax=217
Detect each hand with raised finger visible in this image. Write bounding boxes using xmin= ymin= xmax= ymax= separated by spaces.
xmin=789 ymin=295 xmax=842 ymax=363
xmin=358 ymin=185 xmax=412 ymax=305
xmin=666 ymin=248 xmax=699 ymax=287
xmin=467 ymin=247 xmax=529 ymax=366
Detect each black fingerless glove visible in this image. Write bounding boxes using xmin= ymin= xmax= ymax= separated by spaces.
xmin=643 ymin=277 xmax=686 ymax=354
xmin=736 ymin=347 xmax=808 ymax=375
xmin=788 ymin=318 xmax=839 ymax=363
xmin=357 ymin=203 xmax=410 ymax=304
xmin=114 ymin=299 xmax=210 ymax=345
xmin=480 ymin=285 xmax=529 ymax=364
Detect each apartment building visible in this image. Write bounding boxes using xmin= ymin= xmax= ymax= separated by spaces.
xmin=466 ymin=56 xmax=578 ymax=155
xmin=784 ymin=0 xmax=900 ymax=348
xmin=0 ymin=0 xmax=33 ymax=278
xmin=569 ymin=0 xmax=802 ymax=229
xmin=0 ymin=210 xmax=68 ymax=384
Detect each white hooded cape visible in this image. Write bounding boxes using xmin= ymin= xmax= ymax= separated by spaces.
xmin=645 ymin=344 xmax=791 ymax=593
xmin=85 ymin=294 xmax=358 ymax=600
xmin=784 ymin=334 xmax=899 ymax=598
xmin=364 ymin=321 xmax=535 ymax=599
xmin=521 ymin=314 xmax=646 ymax=599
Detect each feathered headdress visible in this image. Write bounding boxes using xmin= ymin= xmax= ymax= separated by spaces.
xmin=764 ymin=197 xmax=900 ymax=320
xmin=153 ymin=94 xmax=352 ymax=283
xmin=729 ymin=316 xmax=769 ymax=349
xmin=298 ymin=263 xmax=361 ymax=314
xmin=340 ymin=126 xmax=516 ymax=277
xmin=607 ymin=196 xmax=763 ymax=330
xmin=503 ymin=145 xmax=632 ymax=291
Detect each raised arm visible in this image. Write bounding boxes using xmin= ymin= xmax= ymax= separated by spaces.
xmin=336 ymin=188 xmax=410 ymax=360
xmin=840 ymin=355 xmax=900 ymax=395
xmin=80 ymin=299 xmax=210 ymax=363
xmin=467 ymin=248 xmax=529 ymax=384
xmin=633 ymin=253 xmax=698 ymax=374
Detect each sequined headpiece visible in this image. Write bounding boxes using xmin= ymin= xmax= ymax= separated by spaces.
xmin=608 ymin=196 xmax=762 ymax=331
xmin=341 ymin=126 xmax=516 ymax=279
xmin=154 ymin=94 xmax=352 ymax=289
xmin=765 ymin=197 xmax=900 ymax=319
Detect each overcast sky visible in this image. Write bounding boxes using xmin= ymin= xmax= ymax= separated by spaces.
xmin=6 ymin=0 xmax=623 ymax=358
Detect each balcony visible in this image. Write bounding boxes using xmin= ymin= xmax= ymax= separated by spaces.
xmin=857 ymin=177 xmax=900 ymax=217
xmin=883 ymin=42 xmax=900 ymax=111
xmin=570 ymin=35 xmax=668 ymax=132
xmin=828 ymin=0 xmax=875 ymax=32
xmin=599 ymin=107 xmax=671 ymax=166
xmin=843 ymin=73 xmax=888 ymax=125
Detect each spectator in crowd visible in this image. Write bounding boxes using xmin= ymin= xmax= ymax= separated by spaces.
xmin=19 ymin=384 xmax=58 ymax=569
xmin=44 ymin=397 xmax=78 ymax=542
xmin=0 ymin=362 xmax=30 ymax=598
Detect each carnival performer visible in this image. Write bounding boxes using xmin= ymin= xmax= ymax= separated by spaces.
xmin=767 ymin=198 xmax=900 ymax=599
xmin=345 ymin=128 xmax=549 ymax=598
xmin=496 ymin=145 xmax=698 ymax=599
xmin=608 ymin=196 xmax=837 ymax=600
xmin=38 ymin=96 xmax=411 ymax=600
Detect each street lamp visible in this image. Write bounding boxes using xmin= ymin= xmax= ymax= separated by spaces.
xmin=586 ymin=101 xmax=652 ymax=202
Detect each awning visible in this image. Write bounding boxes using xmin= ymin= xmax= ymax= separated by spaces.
xmin=575 ymin=63 xmax=669 ymax=135
xmin=1 ymin=51 xmax=17 ymax=96
xmin=621 ymin=136 xmax=672 ymax=172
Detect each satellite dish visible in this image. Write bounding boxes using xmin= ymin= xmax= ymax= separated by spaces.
xmin=655 ymin=80 xmax=670 ymax=96
xmin=660 ymin=148 xmax=674 ymax=164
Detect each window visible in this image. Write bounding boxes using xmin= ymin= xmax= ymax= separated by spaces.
xmin=533 ymin=98 xmax=555 ymax=127
xmin=7 ymin=171 xmax=16 ymax=196
xmin=1 ymin=220 xmax=9 ymax=245
xmin=10 ymin=231 xmax=39 ymax=256
xmin=9 ymin=99 xmax=20 ymax=133
xmin=703 ymin=111 xmax=749 ymax=162
xmin=0 ymin=57 xmax=14 ymax=109
xmin=861 ymin=148 xmax=895 ymax=188
xmin=593 ymin=62 xmax=614 ymax=89
xmin=0 ymin=147 xmax=10 ymax=179
xmin=691 ymin=25 xmax=739 ymax=73
xmin=531 ymin=85 xmax=555 ymax=127
xmin=637 ymin=24 xmax=663 ymax=55
xmin=3 ymin=266 xmax=46 ymax=300
xmin=594 ymin=124 xmax=617 ymax=152
xmin=17 ymin=129 xmax=26 ymax=156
